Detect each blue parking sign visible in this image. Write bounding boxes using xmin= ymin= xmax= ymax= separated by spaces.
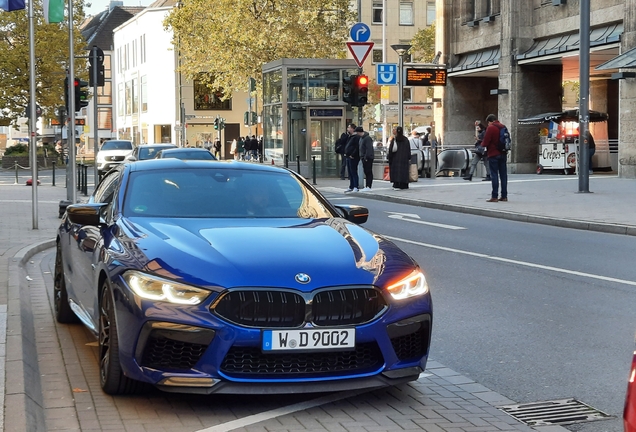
xmin=377 ymin=63 xmax=398 ymax=85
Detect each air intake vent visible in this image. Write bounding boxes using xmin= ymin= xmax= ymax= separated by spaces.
xmin=498 ymin=399 xmax=611 ymax=427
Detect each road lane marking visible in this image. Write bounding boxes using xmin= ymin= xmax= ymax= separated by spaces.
xmin=195 ymin=389 xmax=368 ymax=432
xmin=386 ymin=212 xmax=466 ymax=230
xmin=385 ymin=235 xmax=636 ymax=287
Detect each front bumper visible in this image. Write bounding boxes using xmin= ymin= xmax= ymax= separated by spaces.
xmin=112 ymin=281 xmax=432 ymax=394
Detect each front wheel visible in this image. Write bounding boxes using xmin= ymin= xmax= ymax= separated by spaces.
xmin=99 ymin=282 xmax=140 ymax=394
xmin=53 ymin=244 xmax=79 ymax=323
xmin=536 ymin=165 xmax=544 ymax=175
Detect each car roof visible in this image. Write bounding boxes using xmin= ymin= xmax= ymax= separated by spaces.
xmin=128 ymin=159 xmax=289 ymax=174
xmin=137 ymin=143 xmax=178 ymax=149
xmin=160 ymin=148 xmax=210 ymax=154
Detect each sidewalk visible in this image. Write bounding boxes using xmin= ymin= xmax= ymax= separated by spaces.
xmin=1 ymin=173 xmax=633 ymax=430
xmin=314 ymin=172 xmax=636 ymax=236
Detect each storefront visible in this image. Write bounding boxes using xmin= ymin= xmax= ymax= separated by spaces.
xmin=262 ymin=59 xmax=359 ymax=177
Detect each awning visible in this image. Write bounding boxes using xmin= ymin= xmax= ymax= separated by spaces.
xmin=516 ymin=22 xmax=622 ymax=61
xmin=518 ymin=109 xmax=608 ymax=125
xmin=448 ymin=47 xmax=500 ymax=74
xmin=596 ymin=46 xmax=636 ymax=70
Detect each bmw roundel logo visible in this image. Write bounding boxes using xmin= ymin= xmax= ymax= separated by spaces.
xmin=295 ymin=273 xmax=311 ymax=284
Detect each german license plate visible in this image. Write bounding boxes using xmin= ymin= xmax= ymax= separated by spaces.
xmin=262 ymin=328 xmax=355 ymax=351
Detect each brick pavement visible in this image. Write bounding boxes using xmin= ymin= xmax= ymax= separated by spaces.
xmin=3 ymin=173 xmax=626 ymax=431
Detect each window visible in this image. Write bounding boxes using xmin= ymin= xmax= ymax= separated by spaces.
xmin=97 ymin=81 xmax=112 ymax=105
xmin=98 ymin=108 xmax=112 ymax=130
xmin=125 ymin=81 xmax=132 ymax=115
xmin=140 ymin=35 xmax=146 ymax=64
xmin=131 ymin=78 xmax=138 ymax=114
xmin=372 ymin=2 xmax=383 ymax=24
xmin=193 ymin=75 xmax=231 ymax=110
xmin=141 ymin=76 xmax=147 ymax=112
xmin=372 ymin=49 xmax=383 ymax=63
xmin=403 ymin=87 xmax=412 ymax=103
xmin=103 ymin=55 xmax=111 ymax=79
xmin=426 ymin=2 xmax=436 ymax=25
xmin=118 ymin=83 xmax=124 ymax=116
xmin=399 ymin=2 xmax=413 ymax=25
xmin=132 ymin=39 xmax=137 ymax=67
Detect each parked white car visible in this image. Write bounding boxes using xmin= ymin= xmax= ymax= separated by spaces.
xmin=96 ymin=140 xmax=134 ymax=175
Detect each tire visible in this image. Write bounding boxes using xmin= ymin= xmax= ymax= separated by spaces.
xmin=53 ymin=244 xmax=79 ymax=323
xmin=536 ymin=165 xmax=543 ymax=175
xmin=99 ymin=282 xmax=141 ymax=394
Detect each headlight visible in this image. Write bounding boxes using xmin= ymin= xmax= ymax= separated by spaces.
xmin=123 ymin=270 xmax=210 ymax=305
xmin=386 ymin=270 xmax=428 ymax=300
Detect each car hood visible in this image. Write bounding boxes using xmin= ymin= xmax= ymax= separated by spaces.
xmin=98 ymin=149 xmax=133 ymax=159
xmin=119 ymin=217 xmax=413 ymax=290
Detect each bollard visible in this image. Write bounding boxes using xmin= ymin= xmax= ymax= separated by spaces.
xmin=312 ymin=156 xmax=317 ymax=185
xmin=14 ymin=162 xmax=18 ymax=185
xmin=296 ymin=155 xmax=300 ymax=175
xmin=52 ymin=160 xmax=56 ymax=186
xmin=284 ymin=154 xmax=289 ymax=168
xmin=77 ymin=163 xmax=81 ymax=191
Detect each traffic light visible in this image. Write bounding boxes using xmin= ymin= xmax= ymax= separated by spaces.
xmin=343 ymin=74 xmax=356 ymax=104
xmin=219 ymin=118 xmax=225 ymax=130
xmin=214 ymin=117 xmax=219 ymax=130
xmin=353 ymin=75 xmax=369 ymax=106
xmin=74 ymin=79 xmax=89 ymax=111
xmin=88 ymin=45 xmax=105 ymax=87
xmin=251 ymin=112 xmax=258 ymax=125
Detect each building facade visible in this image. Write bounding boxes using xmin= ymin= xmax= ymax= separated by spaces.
xmin=441 ymin=0 xmax=636 ymax=177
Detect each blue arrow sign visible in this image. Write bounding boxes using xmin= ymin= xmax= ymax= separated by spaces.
xmin=376 ymin=63 xmax=398 ymax=85
xmin=350 ymin=22 xmax=370 ymax=42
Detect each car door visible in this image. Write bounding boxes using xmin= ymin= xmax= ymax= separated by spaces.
xmin=68 ymin=171 xmax=121 ymax=327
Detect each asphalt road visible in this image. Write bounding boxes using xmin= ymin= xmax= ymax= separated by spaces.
xmin=326 ymin=192 xmax=636 ymax=432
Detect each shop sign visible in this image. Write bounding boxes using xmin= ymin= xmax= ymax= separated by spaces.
xmin=309 ymin=109 xmax=343 ymax=117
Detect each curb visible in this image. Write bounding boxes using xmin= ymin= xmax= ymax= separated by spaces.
xmin=5 ymin=239 xmax=55 ymax=432
xmin=320 ymin=188 xmax=636 ymax=237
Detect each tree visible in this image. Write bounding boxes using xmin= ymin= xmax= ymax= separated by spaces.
xmin=0 ymin=0 xmax=87 ymax=127
xmin=410 ymin=23 xmax=436 ymax=63
xmin=164 ymin=0 xmax=356 ymax=98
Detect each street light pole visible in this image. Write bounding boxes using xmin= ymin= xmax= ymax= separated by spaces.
xmin=391 ymin=44 xmax=411 ymax=128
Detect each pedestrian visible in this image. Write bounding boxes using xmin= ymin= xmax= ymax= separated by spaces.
xmin=344 ymin=124 xmax=360 ymax=193
xmin=213 ymin=139 xmax=222 ymax=159
xmin=481 ymin=114 xmax=508 ymax=202
xmin=230 ymin=138 xmax=238 ymax=160
xmin=388 ymin=126 xmax=411 ymax=190
xmin=586 ymin=130 xmax=595 ymax=175
xmin=237 ymin=137 xmax=245 ymax=160
xmin=463 ymin=123 xmax=491 ymax=181
xmin=335 ymin=124 xmax=354 ymax=180
xmin=422 ymin=127 xmax=432 ymax=146
xmin=250 ymin=135 xmax=258 ymax=161
xmin=356 ymin=126 xmax=374 ymax=191
xmin=258 ymin=136 xmax=264 ymax=161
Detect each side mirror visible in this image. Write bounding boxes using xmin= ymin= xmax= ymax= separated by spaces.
xmin=67 ymin=203 xmax=107 ymax=226
xmin=127 ymin=156 xmax=137 ymax=162
xmin=334 ymin=204 xmax=369 ymax=224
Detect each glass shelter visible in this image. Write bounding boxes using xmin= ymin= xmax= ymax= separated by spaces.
xmin=262 ymin=59 xmax=359 ymax=177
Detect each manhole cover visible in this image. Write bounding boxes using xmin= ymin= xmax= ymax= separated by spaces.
xmin=498 ymin=398 xmax=612 ymax=426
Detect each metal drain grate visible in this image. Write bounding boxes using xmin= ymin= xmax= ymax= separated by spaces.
xmin=498 ymin=398 xmax=612 ymax=426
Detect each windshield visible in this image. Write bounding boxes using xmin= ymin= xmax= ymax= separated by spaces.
xmin=123 ymin=168 xmax=333 ymax=219
xmin=139 ymin=146 xmax=173 ymax=160
xmin=101 ymin=140 xmax=133 ymax=151
xmin=161 ymin=150 xmax=215 ymax=160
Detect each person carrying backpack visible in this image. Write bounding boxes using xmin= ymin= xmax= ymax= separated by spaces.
xmin=481 ymin=114 xmax=509 ymax=202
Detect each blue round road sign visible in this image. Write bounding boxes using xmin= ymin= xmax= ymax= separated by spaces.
xmin=350 ymin=23 xmax=371 ymax=42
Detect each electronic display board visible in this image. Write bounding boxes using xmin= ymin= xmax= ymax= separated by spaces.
xmin=405 ymin=68 xmax=447 ymax=86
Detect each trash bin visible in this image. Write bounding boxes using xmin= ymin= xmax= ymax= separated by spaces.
xmin=409 ymin=154 xmax=419 ymax=182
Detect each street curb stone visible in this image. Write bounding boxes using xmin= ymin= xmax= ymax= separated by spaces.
xmin=5 ymin=239 xmax=55 ymax=432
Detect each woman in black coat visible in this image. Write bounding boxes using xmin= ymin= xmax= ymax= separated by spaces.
xmin=388 ymin=126 xmax=411 ymax=190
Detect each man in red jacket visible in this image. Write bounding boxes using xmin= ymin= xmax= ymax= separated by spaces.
xmin=481 ymin=114 xmax=508 ymax=202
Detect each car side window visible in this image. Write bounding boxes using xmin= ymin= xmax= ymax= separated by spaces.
xmin=93 ymin=171 xmax=120 ymax=204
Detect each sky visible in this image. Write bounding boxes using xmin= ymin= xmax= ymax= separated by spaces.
xmin=84 ymin=0 xmax=154 ymax=16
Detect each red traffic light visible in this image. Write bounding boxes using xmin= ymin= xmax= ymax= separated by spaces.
xmin=357 ymin=75 xmax=369 ymax=86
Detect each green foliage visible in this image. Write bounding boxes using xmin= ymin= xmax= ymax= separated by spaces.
xmin=164 ymin=0 xmax=356 ymax=99
xmin=0 ymin=0 xmax=87 ymax=127
xmin=4 ymin=144 xmax=60 ymax=157
xmin=410 ymin=23 xmax=436 ymax=63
